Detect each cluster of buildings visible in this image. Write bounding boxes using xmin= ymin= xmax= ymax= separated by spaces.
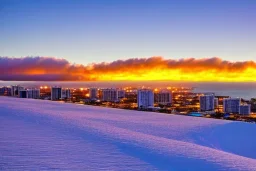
xmin=0 ymin=85 xmax=253 ymax=116
xmin=51 ymin=87 xmax=71 ymax=101
xmin=0 ymin=85 xmax=172 ymax=108
xmin=0 ymin=85 xmax=40 ymax=99
xmin=91 ymin=88 xmax=171 ymax=109
xmin=137 ymin=89 xmax=172 ymax=109
xmin=199 ymin=94 xmax=251 ymax=115
xmin=0 ymin=85 xmax=70 ymax=101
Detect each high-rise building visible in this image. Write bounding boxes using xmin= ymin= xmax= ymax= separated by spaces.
xmin=239 ymin=104 xmax=251 ymax=115
xmin=19 ymin=90 xmax=27 ymax=98
xmin=154 ymin=90 xmax=172 ymax=105
xmin=11 ymin=85 xmax=24 ymax=96
xmin=89 ymin=88 xmax=98 ymax=99
xmin=61 ymin=89 xmax=71 ymax=100
xmin=200 ymin=95 xmax=215 ymax=111
xmin=100 ymin=88 xmax=118 ymax=102
xmin=51 ymin=87 xmax=62 ymax=101
xmin=137 ymin=89 xmax=154 ymax=109
xmin=27 ymin=89 xmax=40 ymax=99
xmin=223 ymin=98 xmax=241 ymax=113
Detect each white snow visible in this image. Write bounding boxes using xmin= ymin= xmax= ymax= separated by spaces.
xmin=0 ymin=96 xmax=256 ymax=170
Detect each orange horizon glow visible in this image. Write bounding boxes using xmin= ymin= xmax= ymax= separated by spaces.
xmin=1 ymin=56 xmax=256 ymax=82
xmin=86 ymin=70 xmax=256 ymax=82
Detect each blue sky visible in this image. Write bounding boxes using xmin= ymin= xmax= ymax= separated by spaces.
xmin=1 ymin=0 xmax=255 ymax=64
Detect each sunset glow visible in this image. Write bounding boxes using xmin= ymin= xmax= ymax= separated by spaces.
xmin=0 ymin=56 xmax=256 ymax=82
xmin=89 ymin=68 xmax=256 ymax=82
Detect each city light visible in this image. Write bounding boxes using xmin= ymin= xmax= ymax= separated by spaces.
xmin=1 ymin=84 xmax=255 ymax=122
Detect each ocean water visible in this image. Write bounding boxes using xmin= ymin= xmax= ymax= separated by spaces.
xmin=0 ymin=81 xmax=256 ymax=100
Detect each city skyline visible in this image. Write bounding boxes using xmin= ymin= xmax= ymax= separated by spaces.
xmin=1 ymin=0 xmax=256 ymax=64
xmin=1 ymin=1 xmax=256 ymax=170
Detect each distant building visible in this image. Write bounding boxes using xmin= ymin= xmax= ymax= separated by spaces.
xmin=61 ymin=89 xmax=71 ymax=100
xmin=0 ymin=86 xmax=11 ymax=96
xmin=100 ymin=88 xmax=118 ymax=102
xmin=200 ymin=95 xmax=215 ymax=111
xmin=223 ymin=98 xmax=241 ymax=114
xmin=239 ymin=104 xmax=251 ymax=115
xmin=137 ymin=89 xmax=154 ymax=109
xmin=117 ymin=89 xmax=125 ymax=99
xmin=89 ymin=88 xmax=98 ymax=99
xmin=27 ymin=89 xmax=40 ymax=99
xmin=51 ymin=87 xmax=62 ymax=101
xmin=19 ymin=90 xmax=27 ymax=98
xmin=11 ymin=85 xmax=24 ymax=96
xmin=154 ymin=90 xmax=172 ymax=105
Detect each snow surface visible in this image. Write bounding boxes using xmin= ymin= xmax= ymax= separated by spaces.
xmin=0 ymin=96 xmax=256 ymax=170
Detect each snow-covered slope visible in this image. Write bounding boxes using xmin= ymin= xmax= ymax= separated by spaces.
xmin=0 ymin=96 xmax=256 ymax=170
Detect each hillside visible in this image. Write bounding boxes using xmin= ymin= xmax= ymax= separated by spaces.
xmin=0 ymin=96 xmax=256 ymax=170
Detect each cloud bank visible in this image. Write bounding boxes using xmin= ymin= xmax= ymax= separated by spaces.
xmin=0 ymin=56 xmax=256 ymax=81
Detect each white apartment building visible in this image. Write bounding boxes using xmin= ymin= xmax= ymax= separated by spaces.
xmin=137 ymin=89 xmax=154 ymax=109
xmin=200 ymin=95 xmax=215 ymax=111
xmin=100 ymin=88 xmax=118 ymax=102
xmin=223 ymin=98 xmax=241 ymax=113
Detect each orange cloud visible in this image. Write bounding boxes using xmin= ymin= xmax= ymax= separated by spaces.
xmin=0 ymin=56 xmax=256 ymax=81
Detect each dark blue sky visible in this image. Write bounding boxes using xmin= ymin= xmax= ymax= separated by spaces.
xmin=1 ymin=0 xmax=255 ymax=64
